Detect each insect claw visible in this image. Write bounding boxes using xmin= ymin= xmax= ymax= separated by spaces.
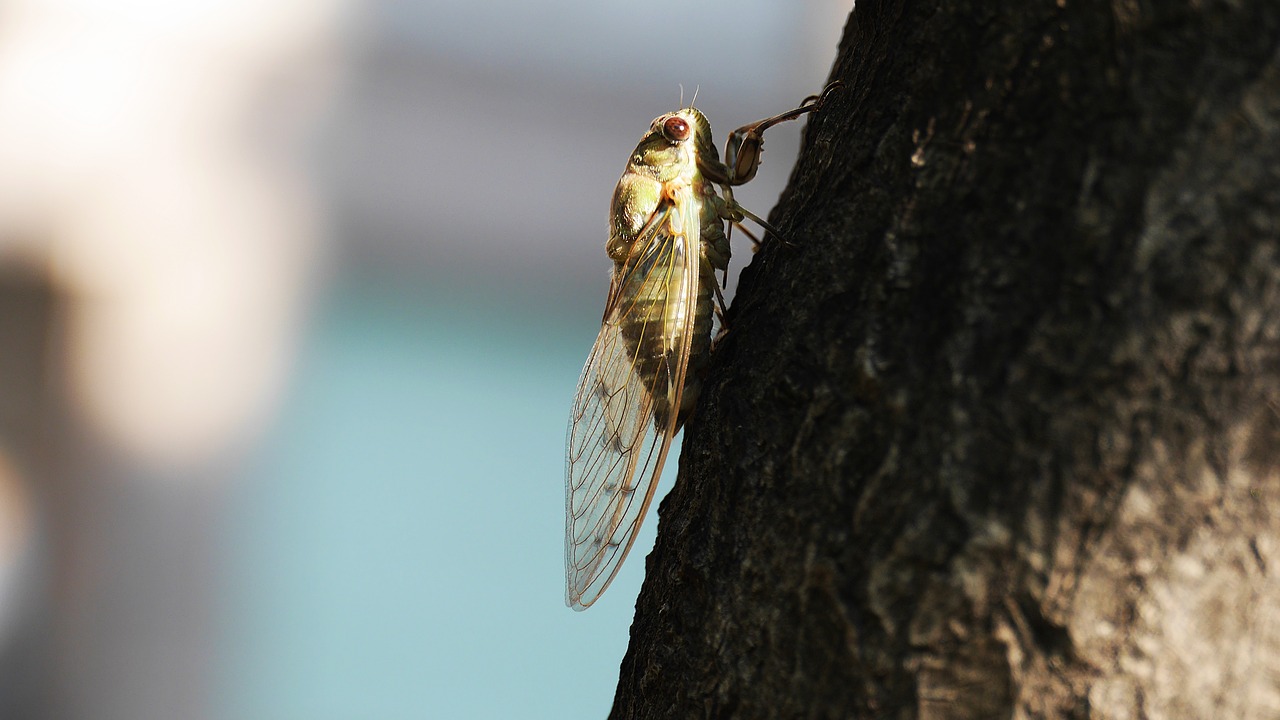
xmin=800 ymin=80 xmax=844 ymax=111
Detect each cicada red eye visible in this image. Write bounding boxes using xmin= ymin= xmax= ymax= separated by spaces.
xmin=662 ymin=116 xmax=690 ymax=142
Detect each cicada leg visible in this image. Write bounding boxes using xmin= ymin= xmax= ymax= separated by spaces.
xmin=709 ymin=82 xmax=842 ymax=249
xmin=721 ymin=189 xmax=792 ymax=249
xmin=722 ymin=81 xmax=842 ymax=187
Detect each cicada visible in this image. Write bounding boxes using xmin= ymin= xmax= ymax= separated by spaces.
xmin=565 ymin=84 xmax=838 ymax=610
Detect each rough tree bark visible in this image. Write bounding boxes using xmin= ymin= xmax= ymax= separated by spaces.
xmin=612 ymin=1 xmax=1280 ymax=718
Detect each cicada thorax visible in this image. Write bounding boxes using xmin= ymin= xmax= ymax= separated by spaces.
xmin=611 ymin=179 xmax=726 ymax=432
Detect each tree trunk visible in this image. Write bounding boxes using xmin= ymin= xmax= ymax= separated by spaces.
xmin=611 ymin=1 xmax=1280 ymax=718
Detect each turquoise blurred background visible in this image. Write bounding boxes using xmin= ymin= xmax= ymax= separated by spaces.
xmin=214 ymin=2 xmax=847 ymax=716
xmin=218 ymin=278 xmax=655 ymax=718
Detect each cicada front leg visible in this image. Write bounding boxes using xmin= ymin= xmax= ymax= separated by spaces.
xmin=716 ymin=81 xmax=843 ymax=245
xmin=723 ymin=81 xmax=842 ymax=186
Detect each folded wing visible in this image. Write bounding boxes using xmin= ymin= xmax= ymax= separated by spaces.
xmin=565 ymin=186 xmax=699 ymax=610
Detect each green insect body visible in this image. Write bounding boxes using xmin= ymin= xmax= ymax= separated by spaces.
xmin=565 ymin=85 xmax=837 ymax=610
xmin=607 ymin=108 xmax=729 ymax=429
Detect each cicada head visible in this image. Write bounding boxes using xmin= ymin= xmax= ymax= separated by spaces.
xmin=628 ymin=109 xmax=706 ymax=182
xmin=676 ymin=106 xmax=731 ymax=187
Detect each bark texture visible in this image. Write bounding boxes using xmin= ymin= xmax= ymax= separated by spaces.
xmin=612 ymin=1 xmax=1280 ymax=718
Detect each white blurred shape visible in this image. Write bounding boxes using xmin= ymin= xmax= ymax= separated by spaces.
xmin=0 ymin=0 xmax=349 ymax=469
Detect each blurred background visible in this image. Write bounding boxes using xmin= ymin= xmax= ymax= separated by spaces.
xmin=0 ymin=0 xmax=848 ymax=717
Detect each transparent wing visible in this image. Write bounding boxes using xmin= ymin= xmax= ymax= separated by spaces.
xmin=565 ymin=185 xmax=700 ymax=610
